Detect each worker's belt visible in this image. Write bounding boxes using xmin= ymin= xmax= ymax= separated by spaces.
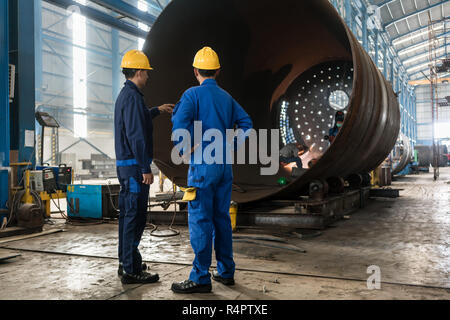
xmin=116 ymin=159 xmax=138 ymax=167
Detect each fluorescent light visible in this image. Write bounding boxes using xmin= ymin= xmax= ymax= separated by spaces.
xmin=403 ymin=47 xmax=445 ymax=65
xmin=407 ymin=61 xmax=431 ymax=72
xmin=73 ymin=0 xmax=87 ymax=138
xmin=399 ymin=38 xmax=445 ymax=56
xmin=393 ymin=25 xmax=444 ymax=46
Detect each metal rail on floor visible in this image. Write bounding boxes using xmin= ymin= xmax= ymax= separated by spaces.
xmin=2 ymin=245 xmax=448 ymax=291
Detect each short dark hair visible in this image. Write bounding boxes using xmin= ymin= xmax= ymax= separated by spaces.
xmin=122 ymin=68 xmax=138 ymax=79
xmin=197 ymin=69 xmax=218 ymax=78
xmin=335 ymin=111 xmax=345 ymax=122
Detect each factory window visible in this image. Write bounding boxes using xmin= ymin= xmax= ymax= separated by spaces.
xmin=39 ymin=0 xmax=144 ymax=174
xmin=435 ymin=122 xmax=450 ymax=139
xmin=73 ymin=0 xmax=87 ymax=139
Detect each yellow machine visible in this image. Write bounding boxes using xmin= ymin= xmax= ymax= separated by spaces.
xmin=21 ymin=169 xmax=70 ymax=217
xmin=371 ymin=163 xmax=392 ymax=187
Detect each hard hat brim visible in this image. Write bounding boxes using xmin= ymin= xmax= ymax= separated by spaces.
xmin=192 ymin=64 xmax=220 ymax=70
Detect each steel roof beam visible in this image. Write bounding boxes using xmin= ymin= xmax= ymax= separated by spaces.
xmin=407 ymin=53 xmax=448 ymax=76
xmin=384 ymin=1 xmax=446 ymax=29
xmin=44 ymin=0 xmax=147 ymax=38
xmin=397 ymin=31 xmax=450 ymax=54
xmin=376 ymin=0 xmax=398 ymax=7
xmin=89 ymin=0 xmax=157 ymax=25
xmin=402 ymin=43 xmax=448 ymax=65
xmin=391 ymin=19 xmax=447 ymax=42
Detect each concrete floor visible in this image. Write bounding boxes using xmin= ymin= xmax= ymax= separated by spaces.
xmin=0 ymin=168 xmax=449 ymax=300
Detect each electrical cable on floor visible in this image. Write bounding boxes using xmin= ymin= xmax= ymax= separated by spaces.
xmin=106 ymin=179 xmax=120 ymax=217
xmin=147 ymin=186 xmax=180 ymax=238
xmin=50 ymin=192 xmax=104 ymax=226
xmin=105 ymin=177 xmax=180 ymax=236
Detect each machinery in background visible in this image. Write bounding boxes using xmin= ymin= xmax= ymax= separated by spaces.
xmin=5 ymin=111 xmax=74 ymax=233
xmin=415 ymin=144 xmax=448 ymax=173
xmin=66 ymin=184 xmax=120 ymax=219
xmin=415 ymin=145 xmax=432 ymax=172
xmin=28 ymin=168 xmax=57 ymax=193
xmin=439 ymin=144 xmax=449 ymax=167
xmin=79 ymin=154 xmax=116 ymax=179
xmin=35 ymin=164 xmax=72 ymax=192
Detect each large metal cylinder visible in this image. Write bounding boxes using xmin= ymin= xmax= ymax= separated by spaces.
xmin=144 ymin=0 xmax=400 ymax=204
xmin=391 ymin=133 xmax=413 ymax=175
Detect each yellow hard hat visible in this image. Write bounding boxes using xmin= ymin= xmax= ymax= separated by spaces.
xmin=121 ymin=50 xmax=153 ymax=70
xmin=192 ymin=47 xmax=221 ymax=70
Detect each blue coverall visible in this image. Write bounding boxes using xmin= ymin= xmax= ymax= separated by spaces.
xmin=329 ymin=126 xmax=339 ymax=139
xmin=172 ymin=79 xmax=253 ymax=284
xmin=114 ymin=80 xmax=160 ymax=275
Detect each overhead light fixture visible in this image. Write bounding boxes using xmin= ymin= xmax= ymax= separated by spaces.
xmin=399 ymin=38 xmax=444 ymax=56
xmin=407 ymin=61 xmax=431 ymax=72
xmin=403 ymin=47 xmax=445 ymax=65
xmin=393 ymin=24 xmax=444 ymax=46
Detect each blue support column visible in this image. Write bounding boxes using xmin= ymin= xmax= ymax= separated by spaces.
xmin=9 ymin=0 xmax=36 ymax=176
xmin=400 ymin=76 xmax=405 ymax=134
xmin=374 ymin=30 xmax=379 ymax=68
xmin=394 ymin=65 xmax=399 ymax=93
xmin=410 ymin=90 xmax=414 ymax=140
xmin=35 ymin=0 xmax=42 ymax=104
xmin=361 ymin=6 xmax=368 ymax=51
xmin=112 ymin=29 xmax=121 ymax=101
xmin=389 ymin=54 xmax=394 ymax=83
xmin=344 ymin=0 xmax=353 ymax=31
xmin=407 ymin=89 xmax=411 ymax=138
xmin=0 ymin=0 xmax=10 ymax=212
xmin=414 ymin=93 xmax=417 ymax=143
xmin=35 ymin=0 xmax=43 ymax=157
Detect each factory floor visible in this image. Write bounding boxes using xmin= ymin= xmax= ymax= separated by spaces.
xmin=0 ymin=168 xmax=449 ymax=300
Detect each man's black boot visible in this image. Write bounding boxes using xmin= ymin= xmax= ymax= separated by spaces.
xmin=118 ymin=263 xmax=147 ymax=276
xmin=171 ymin=280 xmax=212 ymax=293
xmin=212 ymin=271 xmax=235 ymax=285
xmin=121 ymin=271 xmax=159 ymax=284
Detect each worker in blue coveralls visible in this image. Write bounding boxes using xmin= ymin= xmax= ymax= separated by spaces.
xmin=115 ymin=50 xmax=174 ymax=284
xmin=325 ymin=111 xmax=345 ymax=143
xmin=170 ymin=47 xmax=253 ymax=293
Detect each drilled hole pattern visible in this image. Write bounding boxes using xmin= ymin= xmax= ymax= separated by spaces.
xmin=279 ymin=61 xmax=353 ymax=155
